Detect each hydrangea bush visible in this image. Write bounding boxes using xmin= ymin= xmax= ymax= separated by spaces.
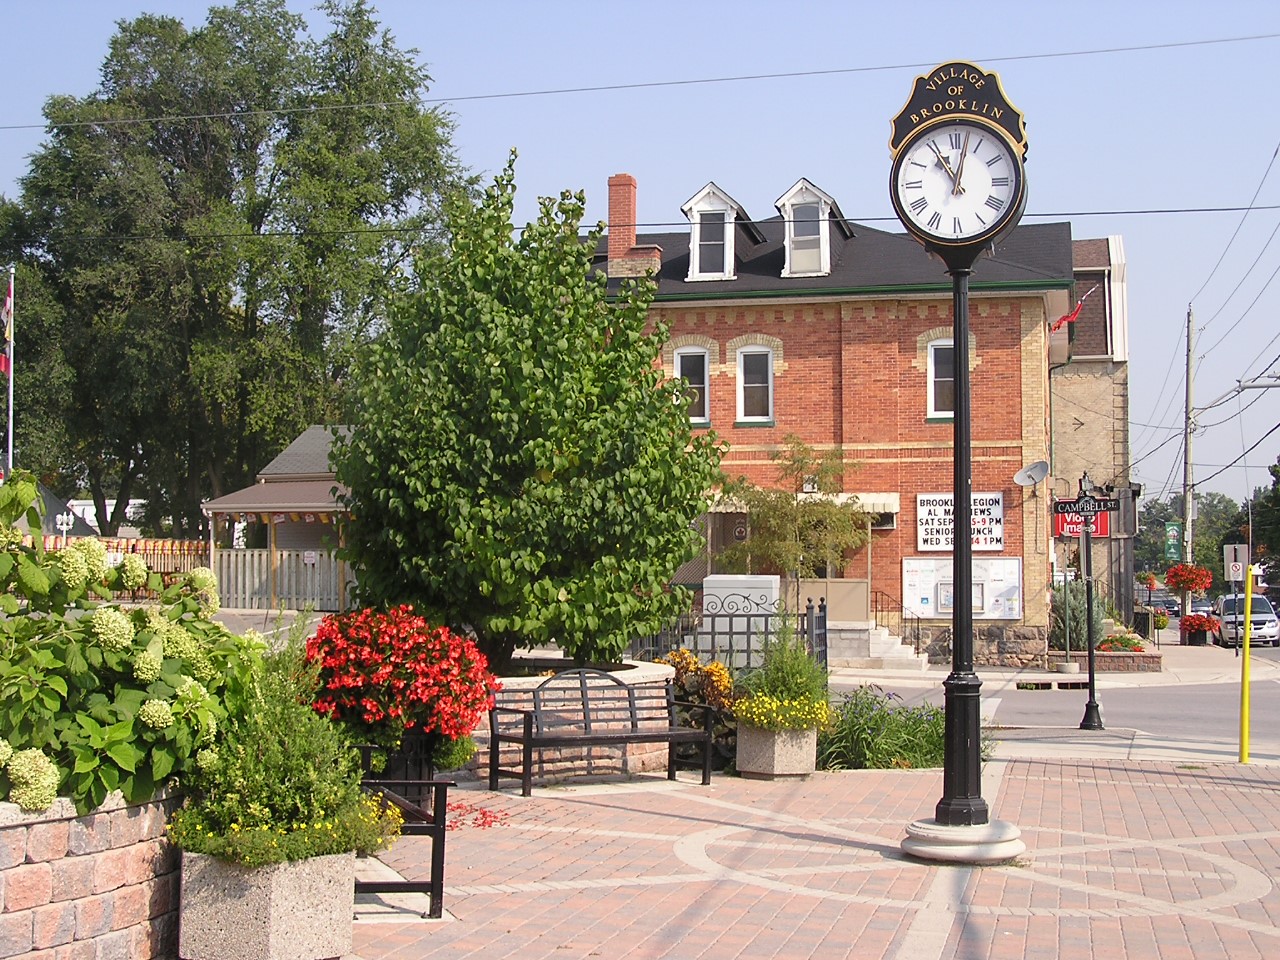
xmin=0 ymin=473 xmax=261 ymax=814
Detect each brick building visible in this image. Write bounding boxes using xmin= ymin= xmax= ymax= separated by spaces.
xmin=1050 ymin=237 xmax=1137 ymax=620
xmin=603 ymin=173 xmax=1114 ymax=663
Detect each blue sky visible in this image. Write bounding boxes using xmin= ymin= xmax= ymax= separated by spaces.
xmin=3 ymin=1 xmax=1279 ymax=510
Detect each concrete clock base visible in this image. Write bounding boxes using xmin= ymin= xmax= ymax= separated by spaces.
xmin=901 ymin=818 xmax=1026 ymax=864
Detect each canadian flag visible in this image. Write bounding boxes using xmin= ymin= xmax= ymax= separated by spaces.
xmin=0 ymin=274 xmax=11 ymax=377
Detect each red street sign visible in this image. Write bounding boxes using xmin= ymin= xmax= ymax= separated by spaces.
xmin=1054 ymin=509 xmax=1110 ymax=538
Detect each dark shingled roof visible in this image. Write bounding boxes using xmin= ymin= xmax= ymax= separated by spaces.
xmin=257 ymin=425 xmax=349 ymax=480
xmin=602 ymin=218 xmax=1074 ymax=299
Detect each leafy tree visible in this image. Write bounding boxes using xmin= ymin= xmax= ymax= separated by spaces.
xmin=1135 ymin=491 xmax=1246 ymax=593
xmin=7 ymin=0 xmax=469 ymax=534
xmin=334 ymin=157 xmax=725 ymax=670
xmin=1249 ymin=456 xmax=1280 ymax=584
xmin=715 ymin=435 xmax=869 ymax=607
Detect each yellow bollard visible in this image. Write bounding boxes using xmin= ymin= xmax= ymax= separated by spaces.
xmin=1240 ymin=566 xmax=1257 ymax=764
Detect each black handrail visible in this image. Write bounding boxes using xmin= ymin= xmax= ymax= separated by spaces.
xmin=871 ymin=590 xmax=924 ymax=655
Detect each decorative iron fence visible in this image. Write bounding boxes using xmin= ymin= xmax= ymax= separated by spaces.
xmin=629 ymin=593 xmax=827 ymax=671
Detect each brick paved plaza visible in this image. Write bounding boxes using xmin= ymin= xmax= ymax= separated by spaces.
xmin=351 ymin=757 xmax=1280 ymax=960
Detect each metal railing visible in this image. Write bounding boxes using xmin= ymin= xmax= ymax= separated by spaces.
xmin=629 ymin=593 xmax=827 ymax=672
xmin=872 ymin=590 xmax=924 ymax=654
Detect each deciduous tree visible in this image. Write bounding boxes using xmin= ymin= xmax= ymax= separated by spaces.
xmin=334 ymin=158 xmax=724 ymax=669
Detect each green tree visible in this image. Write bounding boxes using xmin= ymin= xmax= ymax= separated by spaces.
xmin=333 ymin=158 xmax=725 ymax=670
xmin=715 ymin=435 xmax=869 ymax=607
xmin=1190 ymin=490 xmax=1248 ymax=594
xmin=8 ymin=0 xmax=469 ymax=534
xmin=1248 ymin=456 xmax=1280 ymax=583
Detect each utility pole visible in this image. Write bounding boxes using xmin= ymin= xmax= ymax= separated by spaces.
xmin=1181 ymin=304 xmax=1195 ymax=616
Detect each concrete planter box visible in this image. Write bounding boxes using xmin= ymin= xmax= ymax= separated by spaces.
xmin=179 ymin=850 xmax=354 ymax=960
xmin=736 ymin=725 xmax=817 ymax=779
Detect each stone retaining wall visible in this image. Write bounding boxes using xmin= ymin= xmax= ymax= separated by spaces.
xmin=0 ymin=791 xmax=179 ymax=960
xmin=473 ymin=661 xmax=676 ymax=787
xmin=1046 ymin=651 xmax=1163 ymax=672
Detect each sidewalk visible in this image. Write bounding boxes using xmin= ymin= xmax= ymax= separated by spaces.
xmin=350 ymin=758 xmax=1280 ymax=960
xmin=341 ymin=640 xmax=1280 ymax=959
xmin=829 ymin=634 xmax=1280 ymax=692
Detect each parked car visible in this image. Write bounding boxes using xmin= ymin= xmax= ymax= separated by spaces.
xmin=1212 ymin=594 xmax=1280 ymax=647
xmin=1190 ymin=598 xmax=1212 ymax=616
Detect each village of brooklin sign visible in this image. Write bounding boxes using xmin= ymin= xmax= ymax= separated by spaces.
xmin=917 ymin=493 xmax=1005 ymax=552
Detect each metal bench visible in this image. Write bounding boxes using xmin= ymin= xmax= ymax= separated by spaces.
xmin=488 ymin=668 xmax=715 ymax=797
xmin=357 ymin=737 xmax=452 ymax=919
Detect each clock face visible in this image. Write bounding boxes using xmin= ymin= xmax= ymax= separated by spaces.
xmin=891 ymin=121 xmax=1024 ymax=245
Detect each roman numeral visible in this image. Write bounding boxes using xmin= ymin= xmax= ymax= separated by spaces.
xmin=972 ymin=138 xmax=984 ymax=154
xmin=949 ymin=132 xmax=963 ymax=149
xmin=953 ymin=217 xmax=963 ymax=234
xmin=985 ymin=155 xmax=1003 ymax=167
xmin=904 ymin=180 xmax=923 ymax=189
xmin=910 ymin=197 xmax=928 ymax=214
xmin=910 ymin=160 xmax=927 ymax=169
xmin=928 ymin=211 xmax=941 ymax=229
xmin=991 ymin=176 xmax=1010 ymax=187
xmin=985 ymin=195 xmax=1005 ymax=211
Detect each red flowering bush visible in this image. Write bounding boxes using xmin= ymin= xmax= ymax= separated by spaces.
xmin=306 ymin=605 xmax=500 ymax=748
xmin=1165 ymin=563 xmax=1212 ymax=593
xmin=1179 ymin=613 xmax=1219 ymax=634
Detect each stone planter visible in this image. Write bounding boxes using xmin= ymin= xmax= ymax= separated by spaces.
xmin=736 ymin=725 xmax=818 ymax=779
xmin=178 ymin=850 xmax=354 ymax=960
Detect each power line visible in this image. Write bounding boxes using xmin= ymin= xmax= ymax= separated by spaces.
xmin=1195 ymin=421 xmax=1280 ymax=487
xmin=29 ymin=203 xmax=1280 ymax=246
xmin=1188 ymin=140 xmax=1280 ymax=311
xmin=4 ymin=32 xmax=1276 ymax=134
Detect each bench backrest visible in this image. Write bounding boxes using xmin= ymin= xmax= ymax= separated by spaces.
xmin=495 ymin=668 xmax=675 ymax=736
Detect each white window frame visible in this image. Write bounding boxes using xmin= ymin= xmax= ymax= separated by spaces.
xmin=689 ymin=208 xmax=733 ymax=280
xmin=683 ymin=183 xmax=742 ymax=281
xmin=927 ymin=339 xmax=955 ymax=419
xmin=736 ymin=347 xmax=774 ymax=422
xmin=674 ymin=346 xmax=710 ymax=424
xmin=776 ymin=179 xmax=839 ymax=278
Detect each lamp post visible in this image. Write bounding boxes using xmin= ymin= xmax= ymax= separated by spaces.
xmin=55 ymin=511 xmax=75 ymax=549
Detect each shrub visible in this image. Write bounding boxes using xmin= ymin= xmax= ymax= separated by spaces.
xmin=733 ymin=624 xmax=830 ymax=731
xmin=306 ymin=605 xmax=501 ymax=754
xmin=1048 ymin=583 xmax=1105 ymax=652
xmin=817 ymin=685 xmax=948 ymax=770
xmin=0 ymin=472 xmax=261 ymax=814
xmin=167 ymin=641 xmax=401 ymax=867
xmin=655 ymin=648 xmax=737 ymax=767
xmin=1096 ymin=634 xmax=1144 ymax=653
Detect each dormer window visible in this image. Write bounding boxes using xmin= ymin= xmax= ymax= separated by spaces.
xmin=697 ymin=211 xmax=727 ymax=275
xmin=774 ymin=178 xmax=850 ymax=279
xmin=682 ymin=182 xmax=755 ymax=281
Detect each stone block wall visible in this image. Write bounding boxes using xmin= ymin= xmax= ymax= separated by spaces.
xmin=474 ymin=662 xmax=676 ymax=788
xmin=0 ymin=791 xmax=179 ymax=960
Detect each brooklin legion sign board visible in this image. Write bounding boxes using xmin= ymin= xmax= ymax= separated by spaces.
xmin=917 ymin=492 xmax=1005 ymax=551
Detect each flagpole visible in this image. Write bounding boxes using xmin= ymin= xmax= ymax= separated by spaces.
xmin=6 ymin=264 xmax=13 ymax=480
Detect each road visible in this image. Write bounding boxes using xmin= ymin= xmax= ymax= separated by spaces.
xmin=831 ymin=641 xmax=1280 ymax=763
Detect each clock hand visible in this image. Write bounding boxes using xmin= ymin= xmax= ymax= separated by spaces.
xmin=952 ymin=131 xmax=970 ymax=197
xmin=926 ymin=141 xmax=964 ymax=194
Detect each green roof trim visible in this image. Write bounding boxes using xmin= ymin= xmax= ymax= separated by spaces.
xmin=632 ymin=279 xmax=1073 ymax=305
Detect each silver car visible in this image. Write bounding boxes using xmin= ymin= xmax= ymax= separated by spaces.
xmin=1212 ymin=594 xmax=1280 ymax=647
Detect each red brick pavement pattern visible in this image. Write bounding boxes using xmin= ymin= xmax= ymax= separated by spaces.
xmin=354 ymin=761 xmax=1280 ymax=960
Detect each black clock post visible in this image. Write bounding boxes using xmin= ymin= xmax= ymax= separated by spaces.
xmin=891 ymin=61 xmax=1030 ymax=863
xmin=935 ymin=252 xmax=986 ymax=827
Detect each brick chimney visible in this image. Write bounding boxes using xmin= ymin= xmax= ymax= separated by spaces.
xmin=607 ymin=173 xmax=661 ymax=279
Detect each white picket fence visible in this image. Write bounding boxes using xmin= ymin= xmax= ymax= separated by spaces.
xmin=214 ymin=549 xmax=353 ymax=611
